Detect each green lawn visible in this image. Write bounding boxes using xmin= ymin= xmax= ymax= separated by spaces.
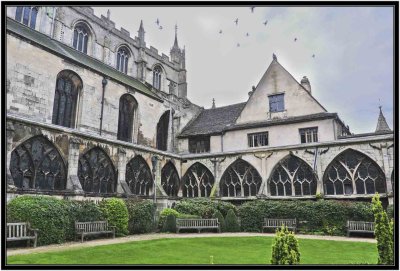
xmin=7 ymin=236 xmax=377 ymax=265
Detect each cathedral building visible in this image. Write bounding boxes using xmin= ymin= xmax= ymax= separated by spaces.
xmin=6 ymin=6 xmax=394 ymax=206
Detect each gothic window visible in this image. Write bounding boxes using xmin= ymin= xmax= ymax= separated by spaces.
xmin=153 ymin=66 xmax=162 ymax=90
xmin=156 ymin=111 xmax=170 ymax=151
xmin=248 ymin=132 xmax=268 ymax=147
xmin=78 ymin=147 xmax=117 ymax=194
xmin=269 ymin=155 xmax=317 ymax=196
xmin=10 ymin=136 xmax=67 ymax=191
xmin=323 ymin=149 xmax=386 ymax=195
xmin=220 ymin=159 xmax=262 ymax=197
xmin=268 ymin=93 xmax=285 ymax=112
xmin=52 ymin=70 xmax=82 ymax=128
xmin=126 ymin=156 xmax=153 ymax=196
xmin=161 ymin=162 xmax=180 ymax=197
xmin=73 ymin=23 xmax=90 ymax=54
xmin=117 ymin=94 xmax=137 ymax=142
xmin=188 ymin=136 xmax=210 ymax=153
xmin=182 ymin=163 xmax=215 ymax=197
xmin=15 ymin=6 xmax=38 ymax=29
xmin=116 ymin=47 xmax=130 ymax=74
xmin=299 ymin=127 xmax=318 ymax=143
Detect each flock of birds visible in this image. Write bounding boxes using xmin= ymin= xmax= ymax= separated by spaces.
xmin=153 ymin=7 xmax=316 ymax=58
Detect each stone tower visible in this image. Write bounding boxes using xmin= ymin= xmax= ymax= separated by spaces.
xmin=170 ymin=24 xmax=187 ymax=98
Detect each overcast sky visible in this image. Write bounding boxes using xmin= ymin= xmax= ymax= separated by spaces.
xmin=93 ymin=6 xmax=394 ymax=134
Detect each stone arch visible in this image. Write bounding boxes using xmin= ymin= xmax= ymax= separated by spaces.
xmin=219 ymin=158 xmax=262 ymax=197
xmin=71 ymin=20 xmax=96 ymax=55
xmin=117 ymin=94 xmax=138 ymax=143
xmin=78 ymin=146 xmax=117 ymax=194
xmin=323 ymin=148 xmax=386 ymax=195
xmin=151 ymin=63 xmax=167 ymax=92
xmin=126 ymin=155 xmax=153 ymax=196
xmin=115 ymin=44 xmax=133 ymax=74
xmin=10 ymin=135 xmax=67 ymax=191
xmin=182 ymin=162 xmax=215 ymax=198
xmin=161 ymin=161 xmax=180 ymax=197
xmin=268 ymin=154 xmax=318 ymax=196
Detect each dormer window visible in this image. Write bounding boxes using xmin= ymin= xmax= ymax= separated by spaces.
xmin=268 ymin=93 xmax=285 ymax=112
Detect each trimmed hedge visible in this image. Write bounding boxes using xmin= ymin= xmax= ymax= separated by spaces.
xmin=213 ymin=210 xmax=225 ymax=232
xmin=174 ymin=198 xmax=236 ymax=218
xmin=99 ymin=198 xmax=129 ymax=236
xmin=225 ymin=209 xmax=240 ymax=232
xmin=161 ymin=214 xmax=176 ymax=233
xmin=238 ymin=200 xmax=374 ymax=235
xmin=124 ymin=199 xmax=155 ymax=234
xmin=158 ymin=208 xmax=199 ymax=230
xmin=7 ymin=195 xmax=70 ymax=246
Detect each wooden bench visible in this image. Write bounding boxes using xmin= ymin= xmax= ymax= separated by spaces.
xmin=75 ymin=221 xmax=116 ymax=242
xmin=262 ymin=218 xmax=297 ymax=233
xmin=176 ymin=218 xmax=220 ymax=233
xmin=7 ymin=222 xmax=38 ymax=248
xmin=346 ymin=221 xmax=374 ymax=237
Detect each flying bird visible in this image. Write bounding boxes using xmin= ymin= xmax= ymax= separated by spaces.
xmin=234 ymin=18 xmax=239 ymax=25
xmin=159 ymin=25 xmax=163 ymax=30
xmin=219 ymin=29 xmax=223 ymax=34
xmin=294 ymin=38 xmax=297 ymax=42
xmin=312 ymin=54 xmax=315 ymax=58
xmin=263 ymin=20 xmax=268 ymax=26
xmin=155 ymin=18 xmax=160 ymax=25
xmin=237 ymin=43 xmax=240 ymax=47
xmin=246 ymin=32 xmax=250 ymax=37
xmin=250 ymin=6 xmax=255 ymax=13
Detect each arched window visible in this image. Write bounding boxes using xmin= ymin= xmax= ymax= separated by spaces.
xmin=153 ymin=66 xmax=162 ymax=90
xmin=126 ymin=156 xmax=153 ymax=195
xmin=323 ymin=149 xmax=386 ymax=195
xmin=117 ymin=94 xmax=137 ymax=142
xmin=116 ymin=47 xmax=130 ymax=74
xmin=269 ymin=155 xmax=317 ymax=196
xmin=220 ymin=159 xmax=262 ymax=197
xmin=15 ymin=6 xmax=38 ymax=29
xmin=52 ymin=70 xmax=82 ymax=128
xmin=10 ymin=136 xmax=67 ymax=191
xmin=78 ymin=147 xmax=117 ymax=194
xmin=73 ymin=23 xmax=90 ymax=54
xmin=182 ymin=163 xmax=215 ymax=197
xmin=161 ymin=162 xmax=180 ymax=197
xmin=156 ymin=110 xmax=170 ymax=151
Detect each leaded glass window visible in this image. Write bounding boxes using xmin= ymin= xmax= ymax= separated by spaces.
xmin=248 ymin=132 xmax=268 ymax=147
xmin=220 ymin=159 xmax=262 ymax=197
xmin=116 ymin=47 xmax=130 ymax=74
xmin=117 ymin=94 xmax=137 ymax=142
xmin=161 ymin=162 xmax=180 ymax=196
xmin=300 ymin=127 xmax=318 ymax=143
xmin=269 ymin=155 xmax=317 ymax=196
xmin=73 ymin=24 xmax=89 ymax=54
xmin=268 ymin=93 xmax=284 ymax=112
xmin=10 ymin=136 xmax=67 ymax=191
xmin=78 ymin=147 xmax=117 ymax=194
xmin=15 ymin=6 xmax=38 ymax=29
xmin=188 ymin=136 xmax=210 ymax=153
xmin=153 ymin=66 xmax=162 ymax=90
xmin=323 ymin=149 xmax=386 ymax=195
xmin=182 ymin=163 xmax=215 ymax=197
xmin=126 ymin=156 xmax=153 ymax=195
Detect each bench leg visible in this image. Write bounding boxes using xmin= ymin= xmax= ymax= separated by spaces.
xmin=81 ymin=234 xmax=84 ymax=243
xmin=176 ymin=228 xmax=179 ymax=234
xmin=198 ymin=229 xmax=201 ymax=234
xmin=33 ymin=237 xmax=37 ymax=248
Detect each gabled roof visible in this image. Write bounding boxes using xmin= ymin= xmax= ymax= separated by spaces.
xmin=375 ymin=106 xmax=391 ymax=132
xmin=178 ymin=103 xmax=246 ymax=137
xmin=6 ymin=17 xmax=162 ymax=102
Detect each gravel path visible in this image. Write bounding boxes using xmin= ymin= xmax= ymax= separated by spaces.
xmin=7 ymin=232 xmax=376 ymax=256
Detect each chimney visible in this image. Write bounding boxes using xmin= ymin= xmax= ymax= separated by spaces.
xmin=301 ymin=76 xmax=311 ymax=93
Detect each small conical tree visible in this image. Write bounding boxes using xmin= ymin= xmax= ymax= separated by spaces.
xmin=225 ymin=209 xmax=240 ymax=232
xmin=162 ymin=214 xmax=176 ymax=233
xmin=271 ymin=225 xmax=300 ymax=265
xmin=213 ymin=210 xmax=225 ymax=232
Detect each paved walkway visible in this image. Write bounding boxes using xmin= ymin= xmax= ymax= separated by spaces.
xmin=7 ymin=232 xmax=376 ymax=256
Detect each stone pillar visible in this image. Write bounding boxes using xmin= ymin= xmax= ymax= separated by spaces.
xmin=6 ymin=122 xmax=15 ymax=186
xmin=117 ymin=147 xmax=131 ymax=194
xmin=167 ymin=109 xmax=174 ymax=152
xmin=254 ymin=153 xmax=268 ymax=196
xmin=66 ymin=137 xmax=83 ymax=192
xmin=316 ymin=147 xmax=327 ymax=195
xmin=210 ymin=157 xmax=225 ymax=197
xmin=382 ymin=145 xmax=393 ymax=194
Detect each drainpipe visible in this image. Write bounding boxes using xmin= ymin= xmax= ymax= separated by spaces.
xmin=99 ymin=77 xmax=108 ymax=135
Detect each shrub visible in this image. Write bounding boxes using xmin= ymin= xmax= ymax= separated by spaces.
xmin=124 ymin=199 xmax=155 ymax=234
xmin=99 ymin=198 xmax=129 ymax=236
xmin=225 ymin=209 xmax=240 ymax=232
xmin=174 ymin=198 xmax=236 ymax=218
xmin=271 ymin=226 xmax=300 ymax=265
xmin=7 ymin=195 xmax=70 ymax=246
xmin=162 ymin=214 xmax=176 ymax=233
xmin=212 ymin=210 xmax=225 ymax=232
xmin=372 ymin=194 xmax=393 ymax=265
xmin=158 ymin=208 xmax=180 ymax=229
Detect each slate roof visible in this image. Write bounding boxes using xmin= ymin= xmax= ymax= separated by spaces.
xmin=178 ymin=103 xmax=247 ymax=137
xmin=375 ymin=107 xmax=391 ymax=132
xmin=6 ymin=18 xmax=162 ymax=102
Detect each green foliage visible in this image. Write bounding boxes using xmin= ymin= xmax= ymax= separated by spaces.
xmin=212 ymin=210 xmax=225 ymax=232
xmin=315 ymin=193 xmax=323 ymax=200
xmin=158 ymin=208 xmax=180 ymax=229
xmin=174 ymin=198 xmax=236 ymax=218
xmin=372 ymin=194 xmax=393 ymax=265
xmin=225 ymin=209 xmax=240 ymax=232
xmin=161 ymin=214 xmax=176 ymax=233
xmin=238 ymin=200 xmax=373 ymax=234
xmin=386 ymin=205 xmax=394 ymax=219
xmin=7 ymin=195 xmax=70 ymax=246
xmin=99 ymin=198 xmax=129 ymax=236
xmin=271 ymin=226 xmax=300 ymax=265
xmin=124 ymin=199 xmax=155 ymax=234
